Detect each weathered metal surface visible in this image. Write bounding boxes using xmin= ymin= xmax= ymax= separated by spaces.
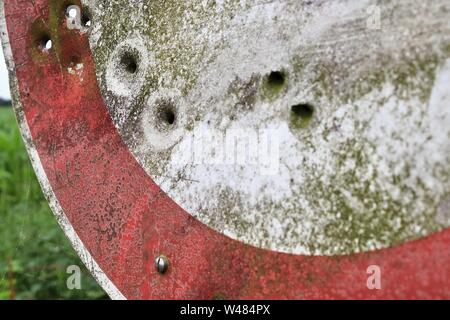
xmin=1 ymin=0 xmax=449 ymax=299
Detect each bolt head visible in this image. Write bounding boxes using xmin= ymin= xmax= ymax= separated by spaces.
xmin=155 ymin=255 xmax=169 ymax=274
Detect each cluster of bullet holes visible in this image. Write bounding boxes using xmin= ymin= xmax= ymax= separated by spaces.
xmin=263 ymin=70 xmax=315 ymax=129
xmin=35 ymin=4 xmax=91 ymax=55
xmin=114 ymin=45 xmax=179 ymax=132
xmin=31 ymin=5 xmax=174 ymax=277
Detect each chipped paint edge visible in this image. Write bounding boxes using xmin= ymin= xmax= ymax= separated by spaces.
xmin=0 ymin=0 xmax=126 ymax=300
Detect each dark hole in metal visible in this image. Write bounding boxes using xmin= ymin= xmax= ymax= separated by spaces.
xmin=162 ymin=109 xmax=176 ymax=125
xmin=81 ymin=9 xmax=92 ymax=28
xmin=290 ymin=103 xmax=315 ymax=129
xmin=120 ymin=53 xmax=138 ymax=74
xmin=291 ymin=103 xmax=314 ymax=120
xmin=267 ymin=71 xmax=286 ymax=87
xmin=157 ymin=102 xmax=177 ymax=127
xmin=38 ymin=34 xmax=52 ymax=51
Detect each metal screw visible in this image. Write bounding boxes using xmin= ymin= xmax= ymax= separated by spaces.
xmin=155 ymin=255 xmax=169 ymax=274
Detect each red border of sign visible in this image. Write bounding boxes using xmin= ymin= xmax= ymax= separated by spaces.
xmin=3 ymin=0 xmax=450 ymax=299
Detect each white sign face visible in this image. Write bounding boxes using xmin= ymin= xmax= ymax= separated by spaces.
xmin=85 ymin=0 xmax=450 ymax=255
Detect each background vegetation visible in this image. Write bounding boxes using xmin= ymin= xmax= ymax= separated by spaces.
xmin=0 ymin=105 xmax=107 ymax=299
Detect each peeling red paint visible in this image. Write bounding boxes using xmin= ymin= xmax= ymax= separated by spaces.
xmin=3 ymin=0 xmax=450 ymax=300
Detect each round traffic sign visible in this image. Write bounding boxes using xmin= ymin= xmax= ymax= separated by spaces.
xmin=1 ymin=0 xmax=449 ymax=299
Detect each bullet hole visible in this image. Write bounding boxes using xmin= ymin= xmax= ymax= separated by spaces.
xmin=44 ymin=39 xmax=53 ymax=50
xmin=290 ymin=103 xmax=315 ymax=129
xmin=156 ymin=101 xmax=177 ymax=129
xmin=262 ymin=70 xmax=287 ymax=99
xmin=38 ymin=34 xmax=52 ymax=51
xmin=81 ymin=9 xmax=92 ymax=28
xmin=267 ymin=71 xmax=286 ymax=87
xmin=120 ymin=53 xmax=138 ymax=74
xmin=162 ymin=108 xmax=176 ymax=125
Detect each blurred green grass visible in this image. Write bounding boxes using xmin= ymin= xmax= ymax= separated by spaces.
xmin=0 ymin=106 xmax=108 ymax=300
